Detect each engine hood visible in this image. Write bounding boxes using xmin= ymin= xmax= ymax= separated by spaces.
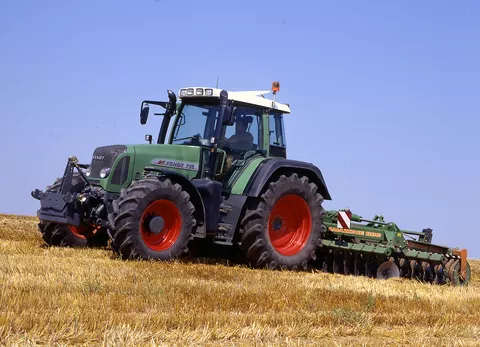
xmin=131 ymin=144 xmax=203 ymax=180
xmin=87 ymin=143 xmax=203 ymax=194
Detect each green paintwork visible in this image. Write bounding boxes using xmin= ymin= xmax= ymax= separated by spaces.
xmin=132 ymin=143 xmax=201 ymax=178
xmin=322 ymin=209 xmax=455 ymax=265
xmin=324 ymin=210 xmax=409 ymax=248
xmin=229 ymin=156 xmax=266 ymax=195
xmin=96 ymin=144 xmax=201 ymax=193
xmin=402 ymin=249 xmax=444 ymax=262
xmin=88 ymin=145 xmax=136 ymax=193
xmin=321 ymin=239 xmax=393 ymax=256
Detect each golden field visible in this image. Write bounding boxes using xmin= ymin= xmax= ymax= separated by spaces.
xmin=0 ymin=214 xmax=479 ymax=346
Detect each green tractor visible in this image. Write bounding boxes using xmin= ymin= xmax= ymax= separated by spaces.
xmin=32 ymin=83 xmax=329 ymax=270
xmin=32 ymin=82 xmax=471 ymax=285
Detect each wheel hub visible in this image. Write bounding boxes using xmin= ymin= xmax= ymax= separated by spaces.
xmin=272 ymin=217 xmax=283 ymax=232
xmin=148 ymin=216 xmax=165 ymax=235
xmin=140 ymin=199 xmax=182 ymax=252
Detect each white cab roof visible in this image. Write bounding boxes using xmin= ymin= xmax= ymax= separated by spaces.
xmin=179 ymin=87 xmax=291 ymax=114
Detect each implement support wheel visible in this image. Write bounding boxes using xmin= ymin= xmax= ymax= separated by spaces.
xmin=448 ymin=259 xmax=471 ymax=286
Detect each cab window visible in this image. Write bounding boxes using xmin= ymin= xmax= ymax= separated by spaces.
xmin=171 ymin=103 xmax=220 ymax=144
xmin=269 ymin=112 xmax=287 ymax=157
xmin=223 ymin=107 xmax=262 ymax=152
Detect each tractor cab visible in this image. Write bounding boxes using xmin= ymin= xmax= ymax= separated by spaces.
xmin=139 ymin=84 xmax=291 ymax=181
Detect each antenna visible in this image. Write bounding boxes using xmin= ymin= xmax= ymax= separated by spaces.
xmin=216 ymin=76 xmax=219 ymax=88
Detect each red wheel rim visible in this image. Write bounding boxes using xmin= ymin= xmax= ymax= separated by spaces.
xmin=140 ymin=199 xmax=182 ymax=252
xmin=268 ymin=194 xmax=312 ymax=256
xmin=68 ymin=226 xmax=91 ymax=240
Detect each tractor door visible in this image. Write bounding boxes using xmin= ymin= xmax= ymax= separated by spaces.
xmin=216 ymin=106 xmax=264 ymax=184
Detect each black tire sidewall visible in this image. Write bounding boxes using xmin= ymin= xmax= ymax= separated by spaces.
xmin=56 ymin=225 xmax=89 ymax=247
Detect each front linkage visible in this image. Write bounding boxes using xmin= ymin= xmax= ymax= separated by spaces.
xmin=32 ymin=156 xmax=110 ymax=233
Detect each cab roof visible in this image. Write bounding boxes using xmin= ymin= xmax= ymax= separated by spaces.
xmin=178 ymin=87 xmax=291 ymax=114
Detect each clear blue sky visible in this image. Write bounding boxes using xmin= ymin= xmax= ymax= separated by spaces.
xmin=1 ymin=1 xmax=479 ymax=258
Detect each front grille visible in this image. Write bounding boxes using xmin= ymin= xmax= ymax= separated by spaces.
xmin=142 ymin=170 xmax=161 ymax=178
xmin=90 ymin=145 xmax=127 ymax=178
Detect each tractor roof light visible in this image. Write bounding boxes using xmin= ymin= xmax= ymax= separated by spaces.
xmin=272 ymin=81 xmax=280 ymax=94
xmin=179 ymin=87 xmax=217 ymax=99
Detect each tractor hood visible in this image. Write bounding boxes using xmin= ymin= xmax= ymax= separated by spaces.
xmin=87 ymin=143 xmax=202 ymax=193
xmin=132 ymin=144 xmax=202 ymax=180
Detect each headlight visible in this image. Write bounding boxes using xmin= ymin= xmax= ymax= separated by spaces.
xmin=85 ymin=167 xmax=91 ymax=177
xmin=100 ymin=168 xmax=111 ymax=178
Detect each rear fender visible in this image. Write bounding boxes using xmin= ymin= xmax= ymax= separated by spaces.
xmin=243 ymin=159 xmax=332 ymax=200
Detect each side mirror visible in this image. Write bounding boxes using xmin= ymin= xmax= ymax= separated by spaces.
xmin=145 ymin=134 xmax=153 ymax=144
xmin=166 ymin=90 xmax=177 ymax=116
xmin=222 ymin=106 xmax=237 ymax=126
xmin=140 ymin=104 xmax=150 ymax=125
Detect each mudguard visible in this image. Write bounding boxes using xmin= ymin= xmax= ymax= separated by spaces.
xmin=243 ymin=158 xmax=332 ymax=200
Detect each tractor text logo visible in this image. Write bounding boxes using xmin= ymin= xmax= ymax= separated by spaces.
xmin=150 ymin=158 xmax=198 ymax=171
xmin=92 ymin=155 xmax=106 ymax=161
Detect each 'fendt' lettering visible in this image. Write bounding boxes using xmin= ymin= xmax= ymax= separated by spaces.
xmin=92 ymin=155 xmax=106 ymax=161
xmin=150 ymin=158 xmax=198 ymax=171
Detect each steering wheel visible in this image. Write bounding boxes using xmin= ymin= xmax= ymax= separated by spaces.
xmin=179 ymin=133 xmax=202 ymax=145
xmin=191 ymin=133 xmax=202 ymax=144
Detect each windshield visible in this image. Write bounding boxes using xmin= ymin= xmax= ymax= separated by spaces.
xmin=171 ymin=103 xmax=220 ymax=145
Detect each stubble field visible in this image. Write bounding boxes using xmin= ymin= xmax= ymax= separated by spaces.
xmin=0 ymin=214 xmax=479 ymax=346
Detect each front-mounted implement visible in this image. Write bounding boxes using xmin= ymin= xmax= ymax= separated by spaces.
xmin=318 ymin=209 xmax=470 ymax=286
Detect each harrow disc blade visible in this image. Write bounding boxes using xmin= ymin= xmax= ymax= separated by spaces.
xmin=434 ymin=264 xmax=446 ymax=285
xmin=398 ymin=258 xmax=410 ymax=278
xmin=343 ymin=252 xmax=354 ymax=276
xmin=377 ymin=261 xmax=400 ymax=280
xmin=366 ymin=257 xmax=379 ymax=278
xmin=353 ymin=254 xmax=364 ymax=276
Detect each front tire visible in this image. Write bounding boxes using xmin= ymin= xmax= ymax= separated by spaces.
xmin=110 ymin=177 xmax=196 ymax=260
xmin=239 ymin=173 xmax=325 ymax=270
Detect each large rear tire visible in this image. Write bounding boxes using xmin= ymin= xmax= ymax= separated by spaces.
xmin=239 ymin=173 xmax=325 ymax=270
xmin=110 ymin=177 xmax=196 ymax=261
xmin=38 ymin=174 xmax=107 ymax=247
